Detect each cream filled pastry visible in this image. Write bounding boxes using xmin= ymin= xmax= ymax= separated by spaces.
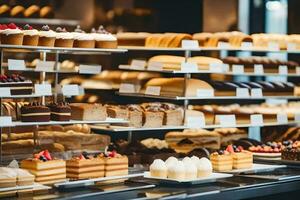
xmin=149 ymin=159 xmax=167 ymax=178
xmin=196 ymin=157 xmax=212 ymax=177
xmin=165 ymin=156 xmax=178 ymax=168
xmin=183 ymin=159 xmax=197 ymax=179
xmin=167 ymin=160 xmax=185 ymax=180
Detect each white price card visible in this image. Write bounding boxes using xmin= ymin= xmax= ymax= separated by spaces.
xmin=62 ymin=84 xmax=81 ymax=96
xmin=0 ymin=87 xmax=11 ymax=97
xmin=119 ymin=83 xmax=136 ymax=93
xmin=236 ymin=88 xmax=250 ymax=97
xmin=34 ymin=84 xmax=52 ymax=96
xmin=186 ymin=116 xmax=205 ymax=128
xmin=0 ymin=116 xmax=13 ymax=127
xmin=251 ymin=88 xmax=263 ymax=98
xmin=148 ymin=61 xmax=163 ymax=71
xmin=209 ymin=63 xmax=223 ymax=73
xmin=250 ymin=114 xmax=264 ymax=126
xmin=217 ymin=42 xmax=230 ymax=49
xmin=294 ymin=114 xmax=300 ymax=122
xmin=254 ymin=64 xmax=264 ymax=74
xmin=181 ymin=62 xmax=198 ymax=72
xmin=8 ymin=59 xmax=26 ymax=70
xmin=241 ymin=42 xmax=253 ymax=49
xmin=232 ymin=64 xmax=244 ymax=74
xmin=222 ymin=64 xmax=230 ymax=72
xmin=181 ymin=40 xmax=199 ymax=49
xmin=145 ymin=86 xmax=161 ymax=96
xmin=277 ymin=113 xmax=288 ymax=123
xmin=296 ymin=67 xmax=300 ymax=75
xmin=216 ymin=115 xmax=236 ymax=127
xmin=287 ymin=43 xmax=297 ymax=51
xmin=279 ymin=65 xmax=288 ymax=75
xmin=196 ymin=89 xmax=214 ymax=97
xmin=268 ymin=42 xmax=280 ymax=51
xmin=130 ymin=59 xmax=146 ymax=70
xmin=35 ymin=61 xmax=55 ymax=72
xmin=118 ymin=64 xmax=130 ymax=70
xmin=79 ymin=64 xmax=101 ymax=74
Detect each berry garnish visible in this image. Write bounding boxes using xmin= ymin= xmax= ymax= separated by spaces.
xmin=56 ymin=27 xmax=63 ymax=32
xmin=91 ymin=28 xmax=96 ymax=33
xmin=217 ymin=150 xmax=224 ymax=155
xmin=42 ymin=25 xmax=50 ymax=31
xmin=39 ymin=155 xmax=47 ymax=162
xmin=43 ymin=150 xmax=52 ymax=160
xmin=108 ymin=150 xmax=116 ymax=157
xmin=8 ymin=23 xmax=18 ymax=29
xmin=79 ymin=154 xmax=86 ymax=160
xmin=238 ymin=146 xmax=244 ymax=151
xmin=23 ymin=24 xmax=32 ymax=30
xmin=82 ymin=151 xmax=89 ymax=159
xmin=226 ymin=145 xmax=234 ymax=153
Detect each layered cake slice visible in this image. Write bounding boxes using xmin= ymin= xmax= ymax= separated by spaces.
xmin=21 ymin=150 xmax=66 ymax=185
xmin=70 ymin=103 xmax=107 ymax=121
xmin=106 ymin=105 xmax=129 ymax=119
xmin=226 ymin=145 xmax=253 ymax=169
xmin=103 ymin=151 xmax=128 ymax=177
xmin=0 ymin=167 xmax=17 ymax=188
xmin=48 ymin=102 xmax=71 ymax=121
xmin=66 ymin=152 xmax=105 ymax=180
xmin=210 ymin=150 xmax=233 ymax=171
xmin=142 ymin=105 xmax=164 ymax=128
xmin=15 ymin=168 xmax=35 ymax=186
xmin=0 ymin=74 xmax=33 ymax=95
xmin=127 ymin=105 xmax=143 ymax=128
xmin=20 ymin=102 xmax=50 ymax=122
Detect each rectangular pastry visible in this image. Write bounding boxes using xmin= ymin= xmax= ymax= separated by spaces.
xmin=127 ymin=105 xmax=143 ymax=128
xmin=0 ymin=167 xmax=17 ymax=188
xmin=20 ymin=102 xmax=50 ymax=122
xmin=106 ymin=105 xmax=129 ymax=119
xmin=48 ymin=102 xmax=71 ymax=121
xmin=232 ymin=151 xmax=253 ymax=169
xmin=210 ymin=151 xmax=233 ymax=171
xmin=70 ymin=103 xmax=107 ymax=121
xmin=104 ymin=153 xmax=128 ymax=177
xmin=0 ymin=74 xmax=33 ymax=95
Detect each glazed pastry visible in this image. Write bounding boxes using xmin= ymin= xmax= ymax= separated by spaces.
xmin=40 ymin=6 xmax=54 ymax=18
xmin=0 ymin=5 xmax=10 ymax=17
xmin=38 ymin=25 xmax=56 ymax=47
xmin=24 ymin=5 xmax=40 ymax=18
xmin=22 ymin=24 xmax=39 ymax=46
xmin=54 ymin=27 xmax=74 ymax=48
xmin=10 ymin=5 xmax=25 ymax=18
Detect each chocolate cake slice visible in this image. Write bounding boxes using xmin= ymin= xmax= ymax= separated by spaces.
xmin=48 ymin=102 xmax=71 ymax=121
xmin=21 ymin=102 xmax=50 ymax=122
xmin=0 ymin=74 xmax=33 ymax=95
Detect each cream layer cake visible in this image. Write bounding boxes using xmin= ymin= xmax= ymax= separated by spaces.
xmin=210 ymin=151 xmax=233 ymax=171
xmin=104 ymin=152 xmax=128 ymax=177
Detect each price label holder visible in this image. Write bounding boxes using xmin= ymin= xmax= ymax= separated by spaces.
xmin=35 ymin=61 xmax=55 ymax=72
xmin=0 ymin=116 xmax=13 ymax=127
xmin=268 ymin=42 xmax=280 ymax=51
xmin=250 ymin=114 xmax=264 ymax=126
xmin=62 ymin=84 xmax=82 ymax=96
xmin=186 ymin=116 xmax=206 ymax=128
xmin=217 ymin=42 xmax=230 ymax=49
xmin=279 ymin=65 xmax=288 ymax=75
xmin=241 ymin=42 xmax=253 ymax=49
xmin=119 ymin=83 xmax=136 ymax=93
xmin=287 ymin=43 xmax=297 ymax=51
xmin=148 ymin=61 xmax=163 ymax=71
xmin=254 ymin=64 xmax=264 ymax=75
xmin=277 ymin=113 xmax=288 ymax=124
xmin=296 ymin=67 xmax=300 ymax=75
xmin=236 ymin=88 xmax=250 ymax=97
xmin=0 ymin=88 xmax=11 ymax=97
xmin=181 ymin=62 xmax=198 ymax=72
xmin=196 ymin=89 xmax=214 ymax=97
xmin=294 ymin=114 xmax=300 ymax=122
xmin=79 ymin=64 xmax=102 ymax=74
xmin=8 ymin=59 xmax=26 ymax=70
xmin=181 ymin=40 xmax=199 ymax=49
xmin=216 ymin=115 xmax=236 ymax=127
xmin=145 ymin=86 xmax=161 ymax=96
xmin=209 ymin=63 xmax=223 ymax=73
xmin=34 ymin=84 xmax=52 ymax=96
xmin=232 ymin=64 xmax=244 ymax=74
xmin=251 ymin=88 xmax=263 ymax=98
xmin=130 ymin=59 xmax=146 ymax=70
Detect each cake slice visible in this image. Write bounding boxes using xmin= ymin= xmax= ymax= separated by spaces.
xmin=70 ymin=103 xmax=107 ymax=121
xmin=103 ymin=152 xmax=128 ymax=177
xmin=226 ymin=145 xmax=253 ymax=169
xmin=15 ymin=168 xmax=35 ymax=186
xmin=127 ymin=105 xmax=143 ymax=127
xmin=48 ymin=102 xmax=71 ymax=121
xmin=141 ymin=104 xmax=164 ymax=128
xmin=20 ymin=102 xmax=50 ymax=122
xmin=106 ymin=105 xmax=129 ymax=119
xmin=210 ymin=150 xmax=233 ymax=171
xmin=0 ymin=167 xmax=17 ymax=188
xmin=0 ymin=74 xmax=33 ymax=95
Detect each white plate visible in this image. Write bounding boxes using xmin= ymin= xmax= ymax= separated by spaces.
xmin=0 ymin=183 xmax=48 ymax=192
xmin=217 ymin=163 xmax=286 ymax=174
xmin=252 ymin=152 xmax=281 ymax=157
xmin=143 ymin=172 xmax=232 ymax=184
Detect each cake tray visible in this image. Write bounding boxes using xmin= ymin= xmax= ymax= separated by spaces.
xmin=0 ymin=183 xmax=50 ymax=193
xmin=217 ymin=164 xmax=286 ymax=174
xmin=143 ymin=172 xmax=232 ymax=185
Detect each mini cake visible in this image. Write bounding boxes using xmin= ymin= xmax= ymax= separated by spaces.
xmin=149 ymin=159 xmax=168 ymax=178
xmin=38 ymin=25 xmax=56 ymax=47
xmin=48 ymin=102 xmax=71 ymax=121
xmin=210 ymin=150 xmax=233 ymax=171
xmin=167 ymin=160 xmax=185 ymax=180
xmin=22 ymin=24 xmax=39 ymax=46
xmin=0 ymin=23 xmax=23 ymax=45
xmin=227 ymin=145 xmax=253 ymax=169
xmin=281 ymin=141 xmax=300 ymax=161
xmin=70 ymin=103 xmax=107 ymax=121
xmin=165 ymin=156 xmax=178 ymax=168
xmin=66 ymin=152 xmax=105 ymax=180
xmin=21 ymin=150 xmax=66 ymax=185
xmin=182 ymin=158 xmax=197 ymax=179
xmin=20 ymin=102 xmax=50 ymax=122
xmin=196 ymin=157 xmax=212 ymax=177
xmin=54 ymin=27 xmax=74 ymax=48
xmin=104 ymin=151 xmax=128 ymax=177
xmin=0 ymin=74 xmax=33 ymax=95
xmin=91 ymin=26 xmax=118 ymax=48
xmin=72 ymin=25 xmax=95 ymax=48
xmin=0 ymin=167 xmax=17 ymax=188
xmin=15 ymin=168 xmax=35 ymax=186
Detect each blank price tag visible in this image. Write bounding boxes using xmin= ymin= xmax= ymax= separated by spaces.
xmin=251 ymin=114 xmax=264 ymax=126
xmin=279 ymin=65 xmax=288 ymax=75
xmin=268 ymin=42 xmax=280 ymax=51
xmin=277 ymin=113 xmax=288 ymax=123
xmin=236 ymin=88 xmax=250 ymax=97
xmin=8 ymin=59 xmax=26 ymax=70
xmin=181 ymin=40 xmax=199 ymax=49
xmin=0 ymin=88 xmax=11 ymax=97
xmin=62 ymin=84 xmax=81 ymax=96
xmin=34 ymin=84 xmax=52 ymax=96
xmin=181 ymin=62 xmax=198 ymax=72
xmin=130 ymin=59 xmax=146 ymax=70
xmin=294 ymin=114 xmax=300 ymax=122
xmin=0 ymin=116 xmax=13 ymax=127
xmin=119 ymin=83 xmax=136 ymax=93
xmin=35 ymin=61 xmax=55 ymax=72
xmin=217 ymin=42 xmax=230 ymax=48
xmin=241 ymin=42 xmax=253 ymax=49
xmin=216 ymin=115 xmax=236 ymax=127
xmin=232 ymin=64 xmax=244 ymax=74
xmin=254 ymin=64 xmax=264 ymax=74
xmin=186 ymin=116 xmax=205 ymax=128
xmin=196 ymin=89 xmax=214 ymax=97
xmin=251 ymin=88 xmax=263 ymax=98
xmin=79 ymin=64 xmax=101 ymax=74
xmin=296 ymin=67 xmax=300 ymax=75
xmin=148 ymin=61 xmax=163 ymax=71
xmin=145 ymin=86 xmax=161 ymax=96
xmin=287 ymin=43 xmax=297 ymax=51
xmin=209 ymin=63 xmax=223 ymax=72
xmin=222 ymin=64 xmax=230 ymax=72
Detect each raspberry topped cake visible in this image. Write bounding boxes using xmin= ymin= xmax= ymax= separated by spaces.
xmin=0 ymin=23 xmax=23 ymax=45
xmin=0 ymin=74 xmax=33 ymax=95
xmin=21 ymin=102 xmax=51 ymax=122
xmin=21 ymin=150 xmax=66 ymax=185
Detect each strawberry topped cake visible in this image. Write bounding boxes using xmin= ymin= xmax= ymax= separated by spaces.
xmin=0 ymin=23 xmax=23 ymax=45
xmin=226 ymin=145 xmax=253 ymax=169
xmin=102 ymin=150 xmax=129 ymax=177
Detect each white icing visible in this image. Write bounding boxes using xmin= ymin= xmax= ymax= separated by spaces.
xmin=150 ymin=159 xmax=167 ymax=171
xmin=184 ymin=161 xmax=197 ymax=177
xmin=56 ymin=32 xmax=74 ymax=40
xmin=196 ymin=157 xmax=212 ymax=171
xmin=182 ymin=157 xmax=192 ymax=163
xmin=165 ymin=157 xmax=178 ymax=168
xmin=190 ymin=156 xmax=200 ymax=165
xmin=168 ymin=161 xmax=185 ymax=173
xmin=0 ymin=167 xmax=17 ymax=178
xmin=1 ymin=29 xmax=22 ymax=35
xmin=72 ymin=32 xmax=94 ymax=41
xmin=91 ymin=33 xmax=117 ymax=41
xmin=14 ymin=168 xmax=34 ymax=177
xmin=39 ymin=30 xmax=56 ymax=38
xmin=23 ymin=29 xmax=39 ymax=36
